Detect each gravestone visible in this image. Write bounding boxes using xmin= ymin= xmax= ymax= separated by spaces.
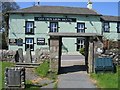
xmin=5 ymin=67 xmax=25 ymax=89
xmin=25 ymin=48 xmax=32 ymax=63
xmin=18 ymin=48 xmax=24 ymax=63
xmin=15 ymin=51 xmax=19 ymax=62
xmin=35 ymin=48 xmax=40 ymax=63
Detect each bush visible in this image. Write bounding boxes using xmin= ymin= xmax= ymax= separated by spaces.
xmin=79 ymin=48 xmax=85 ymax=56
xmin=35 ymin=60 xmax=49 ymax=77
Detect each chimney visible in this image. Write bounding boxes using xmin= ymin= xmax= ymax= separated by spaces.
xmin=35 ymin=0 xmax=40 ymax=6
xmin=87 ymin=0 xmax=92 ymax=9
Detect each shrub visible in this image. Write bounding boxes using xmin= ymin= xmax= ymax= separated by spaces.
xmin=79 ymin=48 xmax=85 ymax=56
xmin=35 ymin=60 xmax=49 ymax=77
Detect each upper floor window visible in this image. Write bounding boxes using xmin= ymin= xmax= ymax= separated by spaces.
xmin=25 ymin=21 xmax=34 ymax=34
xmin=50 ymin=22 xmax=58 ymax=32
xmin=103 ymin=22 xmax=110 ymax=32
xmin=77 ymin=23 xmax=85 ymax=33
xmin=117 ymin=22 xmax=120 ymax=33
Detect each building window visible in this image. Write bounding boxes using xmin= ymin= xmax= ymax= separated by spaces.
xmin=117 ymin=22 xmax=120 ymax=33
xmin=103 ymin=22 xmax=110 ymax=32
xmin=37 ymin=38 xmax=45 ymax=45
xmin=77 ymin=23 xmax=85 ymax=33
xmin=50 ymin=22 xmax=58 ymax=32
xmin=25 ymin=21 xmax=34 ymax=34
xmin=25 ymin=38 xmax=34 ymax=51
xmin=76 ymin=38 xmax=85 ymax=51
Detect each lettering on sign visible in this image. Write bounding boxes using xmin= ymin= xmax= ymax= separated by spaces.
xmin=37 ymin=38 xmax=45 ymax=45
xmin=34 ymin=17 xmax=76 ymax=22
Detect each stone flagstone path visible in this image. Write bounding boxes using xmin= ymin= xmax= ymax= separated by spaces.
xmin=58 ymin=71 xmax=97 ymax=88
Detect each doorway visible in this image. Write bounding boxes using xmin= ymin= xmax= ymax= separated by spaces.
xmin=58 ymin=37 xmax=88 ymax=74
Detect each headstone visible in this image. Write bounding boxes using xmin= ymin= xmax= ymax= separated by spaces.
xmin=15 ymin=51 xmax=19 ymax=62
xmin=25 ymin=48 xmax=32 ymax=63
xmin=18 ymin=48 xmax=24 ymax=63
xmin=5 ymin=67 xmax=25 ymax=89
xmin=35 ymin=48 xmax=40 ymax=63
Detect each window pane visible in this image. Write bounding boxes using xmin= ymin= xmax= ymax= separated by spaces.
xmin=26 ymin=21 xmax=34 ymax=34
xmin=81 ymin=45 xmax=83 ymax=48
xmin=30 ymin=23 xmax=33 ymax=27
xmin=50 ymin=22 xmax=58 ymax=32
xmin=117 ymin=23 xmax=120 ymax=32
xmin=54 ymin=28 xmax=57 ymax=32
xmin=26 ymin=44 xmax=29 ymax=49
xmin=30 ymin=45 xmax=33 ymax=50
xmin=77 ymin=23 xmax=85 ymax=33
xmin=26 ymin=39 xmax=29 ymax=43
xmin=104 ymin=22 xmax=109 ymax=32
xmin=26 ymin=38 xmax=34 ymax=51
xmin=26 ymin=28 xmax=30 ymax=32
xmin=29 ymin=39 xmax=32 ymax=43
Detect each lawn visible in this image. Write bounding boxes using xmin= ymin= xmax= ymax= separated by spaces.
xmin=90 ymin=66 xmax=119 ymax=89
xmin=35 ymin=60 xmax=57 ymax=80
xmin=35 ymin=60 xmax=50 ymax=77
xmin=0 ymin=61 xmax=14 ymax=89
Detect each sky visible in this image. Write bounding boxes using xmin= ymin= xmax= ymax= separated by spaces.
xmin=16 ymin=2 xmax=119 ymax=16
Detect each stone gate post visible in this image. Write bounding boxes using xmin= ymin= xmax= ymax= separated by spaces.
xmin=49 ymin=36 xmax=60 ymax=73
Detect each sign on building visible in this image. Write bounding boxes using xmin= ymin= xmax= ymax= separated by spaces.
xmin=35 ymin=17 xmax=76 ymax=22
xmin=37 ymin=38 xmax=45 ymax=45
xmin=9 ymin=39 xmax=17 ymax=45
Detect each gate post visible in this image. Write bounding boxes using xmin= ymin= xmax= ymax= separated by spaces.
xmin=88 ymin=37 xmax=94 ymax=73
xmin=49 ymin=36 xmax=60 ymax=74
xmin=88 ymin=36 xmax=103 ymax=73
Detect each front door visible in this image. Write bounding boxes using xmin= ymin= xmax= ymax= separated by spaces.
xmin=25 ymin=38 xmax=34 ymax=51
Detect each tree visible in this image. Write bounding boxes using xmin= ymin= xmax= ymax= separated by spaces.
xmin=0 ymin=2 xmax=20 ymax=49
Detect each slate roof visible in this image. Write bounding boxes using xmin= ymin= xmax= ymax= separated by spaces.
xmin=7 ymin=6 xmax=101 ymax=16
xmin=101 ymin=15 xmax=120 ymax=22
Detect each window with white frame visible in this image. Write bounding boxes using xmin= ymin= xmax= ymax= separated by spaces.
xmin=103 ymin=22 xmax=110 ymax=32
xmin=25 ymin=21 xmax=34 ymax=34
xmin=76 ymin=38 xmax=85 ymax=51
xmin=50 ymin=22 xmax=58 ymax=32
xmin=25 ymin=38 xmax=34 ymax=51
xmin=117 ymin=22 xmax=120 ymax=33
xmin=77 ymin=23 xmax=85 ymax=33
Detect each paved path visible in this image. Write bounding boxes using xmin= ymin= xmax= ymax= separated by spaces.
xmin=62 ymin=52 xmax=85 ymax=61
xmin=58 ymin=70 xmax=96 ymax=88
xmin=58 ymin=53 xmax=97 ymax=88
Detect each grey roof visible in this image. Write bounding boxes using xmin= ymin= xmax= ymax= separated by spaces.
xmin=101 ymin=15 xmax=120 ymax=22
xmin=7 ymin=6 xmax=101 ymax=16
xmin=48 ymin=32 xmax=102 ymax=37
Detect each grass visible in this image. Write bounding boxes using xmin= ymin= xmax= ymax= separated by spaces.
xmin=0 ymin=61 xmax=14 ymax=89
xmin=0 ymin=61 xmax=58 ymax=89
xmin=53 ymin=81 xmax=58 ymax=90
xmin=35 ymin=60 xmax=57 ymax=80
xmin=35 ymin=60 xmax=50 ymax=77
xmin=90 ymin=66 xmax=119 ymax=89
